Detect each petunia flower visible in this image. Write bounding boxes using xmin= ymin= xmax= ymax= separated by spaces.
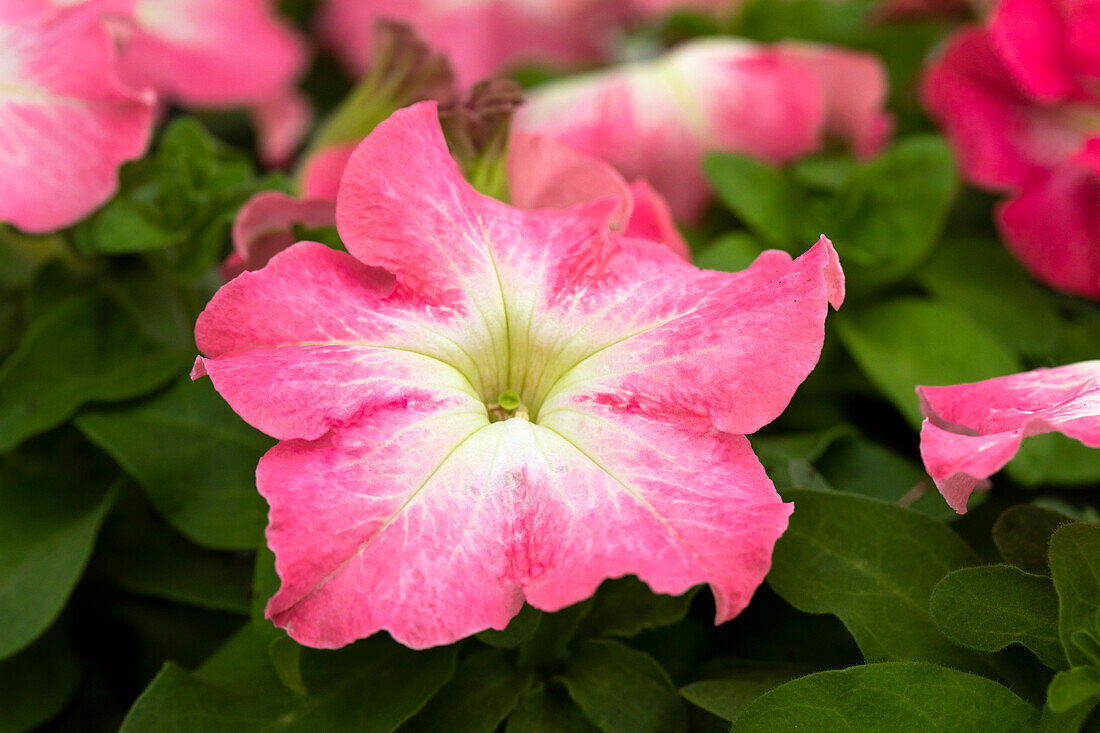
xmin=193 ymin=101 xmax=844 ymax=649
xmin=85 ymin=0 xmax=309 ymax=166
xmin=516 ymin=37 xmax=893 ymax=222
xmin=922 ymin=3 xmax=1100 ymax=298
xmin=918 ymin=362 xmax=1100 ymax=513
xmin=317 ymin=0 xmax=632 ymax=88
xmin=0 ymin=0 xmax=154 ymax=232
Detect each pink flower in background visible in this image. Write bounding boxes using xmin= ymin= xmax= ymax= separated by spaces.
xmin=318 ymin=0 xmax=631 ymax=88
xmin=517 ymin=37 xmax=893 ymax=222
xmin=918 ymin=362 xmax=1100 ymax=513
xmin=0 ymin=1 xmax=154 ymax=232
xmin=194 ymin=102 xmax=843 ymax=649
xmin=86 ymin=0 xmax=309 ymax=166
xmin=922 ymin=1 xmax=1100 ymax=298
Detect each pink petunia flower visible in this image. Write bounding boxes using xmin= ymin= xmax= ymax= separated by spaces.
xmin=922 ymin=2 xmax=1100 ymax=298
xmin=0 ymin=1 xmax=154 ymax=232
xmin=193 ymin=101 xmax=844 ymax=649
xmin=85 ymin=0 xmax=309 ymax=166
xmin=516 ymin=37 xmax=893 ymax=222
xmin=918 ymin=361 xmax=1100 ymax=513
xmin=317 ymin=0 xmax=632 ymax=89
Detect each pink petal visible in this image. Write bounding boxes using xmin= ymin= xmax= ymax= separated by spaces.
xmin=336 ymin=102 xmax=618 ymax=319
xmin=775 ymin=43 xmax=895 ymax=159
xmin=996 ymin=139 xmax=1100 ymax=299
xmin=507 ymin=130 xmax=633 ymax=232
xmin=252 ymin=90 xmax=313 ymax=168
xmin=301 ymin=143 xmax=357 ymax=200
xmin=623 ymin=179 xmax=691 ymax=261
xmin=0 ymin=1 xmax=154 ymax=232
xmin=262 ymin=407 xmax=790 ymax=648
xmin=989 ymin=0 xmax=1083 ymax=101
xmin=112 ymin=0 xmax=306 ymax=106
xmin=224 ymin=192 xmax=337 ymax=279
xmin=536 ymin=235 xmax=844 ymax=439
xmin=918 ymin=361 xmax=1100 ymax=512
xmin=518 ymin=38 xmax=885 ymax=222
xmin=921 ymin=27 xmax=1088 ymax=189
xmin=194 ymin=241 xmax=506 ymax=443
xmin=1067 ymin=0 xmax=1100 ymax=87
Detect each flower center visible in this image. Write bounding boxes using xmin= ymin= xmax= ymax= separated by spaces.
xmin=487 ymin=389 xmax=530 ymax=422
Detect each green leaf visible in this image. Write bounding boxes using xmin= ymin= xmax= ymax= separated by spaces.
xmin=0 ymin=630 xmax=80 ymax=733
xmin=1049 ymin=523 xmax=1100 ymax=668
xmin=576 ymin=576 xmax=699 ymax=639
xmin=815 ymin=436 xmax=956 ymax=520
xmin=680 ymin=661 xmax=813 ymax=722
xmin=993 ymin=505 xmax=1074 ymax=576
xmin=516 ymin=598 xmax=594 ymax=669
xmin=99 ymin=261 xmax=194 ymax=350
xmin=557 ymin=639 xmax=687 ymax=733
xmin=827 ymin=136 xmax=955 ymax=283
xmin=730 ymin=662 xmax=1039 ymax=732
xmin=76 ymin=378 xmax=273 ymax=549
xmin=72 ymin=118 xmax=286 ymax=280
xmin=750 ymin=426 xmax=854 ymax=492
xmin=505 ymin=684 xmax=598 ymax=733
xmin=694 ymin=232 xmax=768 ymax=273
xmin=251 ymin=543 xmax=278 ymax=622
xmin=477 ymin=604 xmax=542 ymax=648
xmin=1048 ymin=667 xmax=1100 ymax=713
xmin=917 ymin=237 xmax=1060 ymax=358
xmin=1007 ymin=432 xmax=1100 ymax=487
xmin=0 ymin=474 xmax=115 ymax=660
xmin=401 ymin=648 xmax=532 ymax=733
xmin=268 ymin=635 xmax=307 ymax=697
xmin=704 ymin=153 xmax=802 ymax=248
xmin=121 ymin=622 xmax=457 ymax=732
xmin=97 ymin=500 xmax=253 ymax=614
xmin=1040 ymin=667 xmax=1100 ymax=732
xmin=930 ymin=565 xmax=1066 ymax=669
xmin=0 ymin=291 xmax=187 ymax=453
xmin=767 ymin=489 xmax=987 ymax=672
xmin=837 ymin=297 xmax=1020 ymax=426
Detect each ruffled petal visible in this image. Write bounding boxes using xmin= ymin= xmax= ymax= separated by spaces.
xmin=223 ymin=192 xmax=336 ymax=279
xmin=195 ymin=241 xmax=492 ymax=441
xmin=533 ymin=236 xmax=844 ymax=437
xmin=263 ymin=411 xmax=789 ymax=648
xmin=918 ymin=361 xmax=1100 ymax=512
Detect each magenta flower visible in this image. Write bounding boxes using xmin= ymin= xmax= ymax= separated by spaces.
xmin=517 ymin=38 xmax=893 ymax=222
xmin=193 ymin=102 xmax=844 ymax=649
xmin=918 ymin=362 xmax=1100 ymax=513
xmin=0 ymin=1 xmax=154 ymax=232
xmin=922 ymin=1 xmax=1100 ymax=298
